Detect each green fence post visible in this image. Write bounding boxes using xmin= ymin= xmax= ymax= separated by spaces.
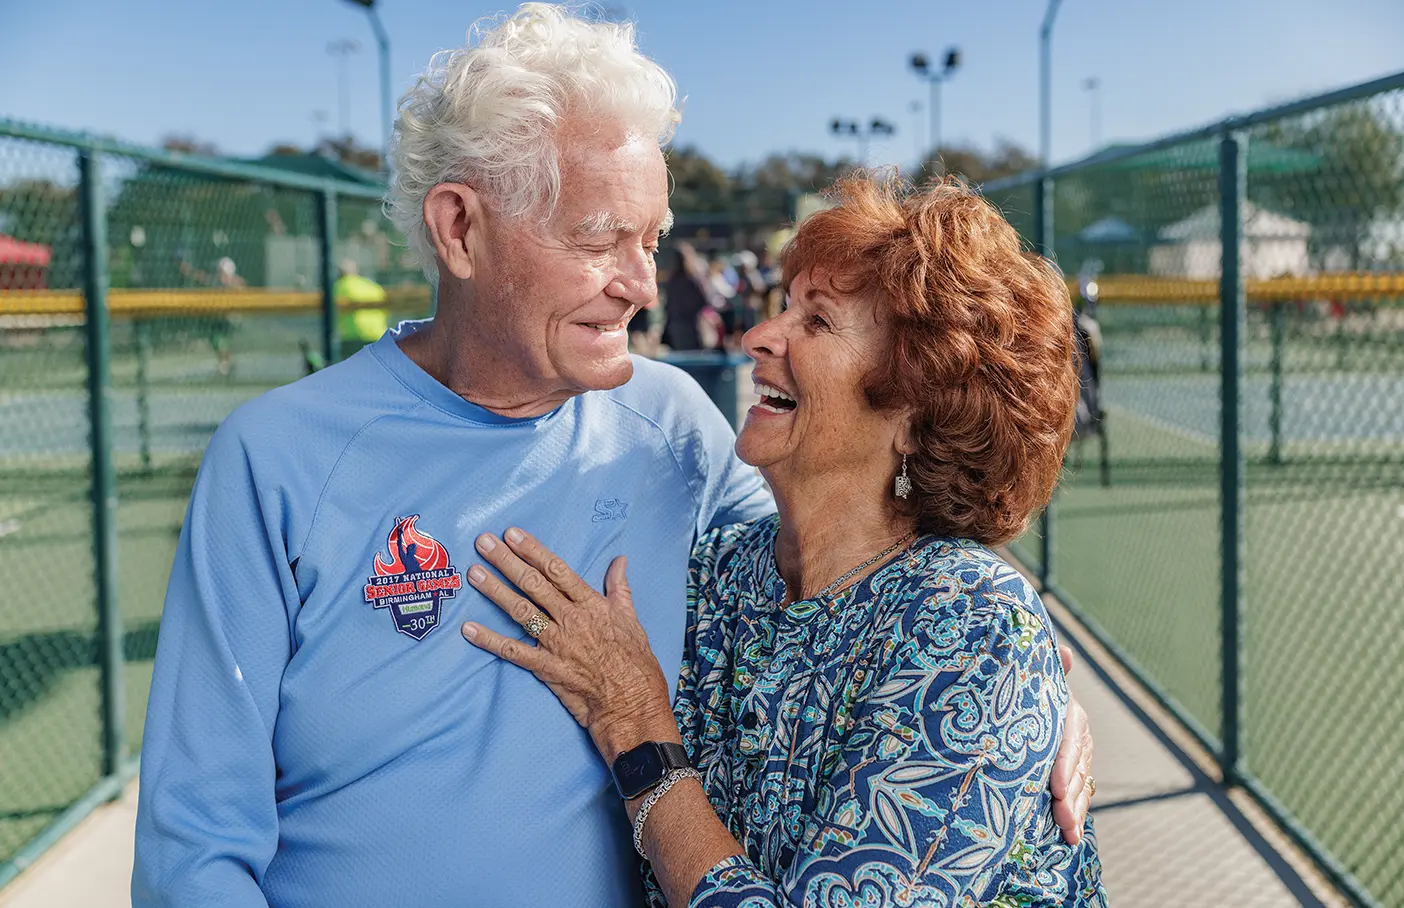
xmin=1268 ymin=302 xmax=1285 ymax=466
xmin=1334 ymin=312 xmax=1348 ymax=371
xmin=1199 ymin=305 xmax=1213 ymax=371
xmin=1035 ymin=173 xmax=1056 ymax=589
xmin=1218 ymin=127 xmax=1246 ymax=787
xmin=80 ymin=149 xmax=126 ymax=778
xmin=319 ymin=189 xmax=338 ymax=365
xmin=136 ymin=319 xmax=153 ymax=473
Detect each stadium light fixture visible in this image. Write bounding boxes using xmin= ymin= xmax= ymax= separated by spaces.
xmin=341 ymin=0 xmax=392 ymax=171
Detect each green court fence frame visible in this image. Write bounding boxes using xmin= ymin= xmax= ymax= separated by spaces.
xmin=0 ymin=119 xmax=408 ymax=890
xmin=3 ymin=68 xmax=1404 ymax=902
xmin=990 ymin=68 xmax=1404 ymax=908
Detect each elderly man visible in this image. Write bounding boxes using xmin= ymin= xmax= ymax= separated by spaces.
xmin=132 ymin=5 xmax=1092 ymax=906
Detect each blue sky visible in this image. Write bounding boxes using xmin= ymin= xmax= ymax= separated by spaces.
xmin=2 ymin=0 xmax=1402 ymax=171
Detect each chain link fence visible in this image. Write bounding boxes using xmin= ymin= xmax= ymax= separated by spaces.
xmin=3 ymin=74 xmax=1402 ymax=905
xmin=991 ymin=71 xmax=1404 ymax=907
xmin=0 ymin=121 xmax=431 ymax=885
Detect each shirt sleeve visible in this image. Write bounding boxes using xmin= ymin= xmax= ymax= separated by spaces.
xmin=687 ymin=567 xmax=1068 ymax=908
xmin=686 ymin=391 xmax=772 ymax=537
xmin=131 ymin=419 xmax=297 ymax=907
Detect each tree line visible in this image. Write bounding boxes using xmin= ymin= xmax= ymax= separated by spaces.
xmin=4 ymin=104 xmax=1401 ymax=289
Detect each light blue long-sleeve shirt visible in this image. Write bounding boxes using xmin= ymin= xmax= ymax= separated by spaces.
xmin=133 ymin=321 xmax=772 ymax=907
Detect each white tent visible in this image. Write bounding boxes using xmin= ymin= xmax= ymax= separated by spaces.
xmin=1149 ymin=203 xmax=1311 ymax=279
xmin=1321 ymin=214 xmax=1404 ymax=270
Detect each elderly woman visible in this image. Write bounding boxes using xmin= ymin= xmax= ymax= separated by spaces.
xmin=462 ymin=175 xmax=1107 ymax=906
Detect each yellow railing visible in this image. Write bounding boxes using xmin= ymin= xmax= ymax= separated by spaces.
xmin=0 ymin=285 xmax=432 ymax=318
xmin=1069 ymin=272 xmax=1404 ymax=305
xmin=0 ymin=274 xmax=1400 ymax=317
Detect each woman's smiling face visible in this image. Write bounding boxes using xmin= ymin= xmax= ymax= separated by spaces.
xmin=736 ymin=269 xmax=907 ymax=484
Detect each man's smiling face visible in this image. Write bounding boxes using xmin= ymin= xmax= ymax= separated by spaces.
xmin=472 ymin=120 xmax=672 ymax=396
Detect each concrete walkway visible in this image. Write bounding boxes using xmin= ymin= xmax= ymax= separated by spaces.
xmin=0 ymin=780 xmax=137 ymax=908
xmin=0 ymin=593 xmax=1348 ymax=907
xmin=1046 ymin=592 xmax=1347 ymax=907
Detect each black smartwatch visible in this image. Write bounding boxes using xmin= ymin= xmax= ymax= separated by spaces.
xmin=610 ymin=741 xmax=691 ymax=800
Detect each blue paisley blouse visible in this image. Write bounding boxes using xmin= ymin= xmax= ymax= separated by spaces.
xmin=645 ymin=516 xmax=1106 ymax=908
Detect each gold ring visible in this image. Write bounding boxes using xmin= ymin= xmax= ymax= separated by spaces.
xmin=524 ymin=613 xmax=551 ymax=639
xmin=1087 ymin=776 xmax=1096 ymax=798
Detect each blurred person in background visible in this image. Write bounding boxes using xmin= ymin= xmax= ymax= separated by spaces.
xmin=131 ymin=5 xmax=1095 ymax=907
xmin=661 ymin=242 xmax=715 ymax=351
xmin=333 ymin=258 xmax=390 ymax=360
xmin=463 ymin=174 xmax=1105 ymax=907
xmin=172 ymin=250 xmax=240 ymax=375
xmin=210 ymin=256 xmax=245 ymax=375
xmin=758 ymin=247 xmax=784 ymax=320
xmin=732 ymin=249 xmax=767 ymax=335
xmin=1071 ymin=267 xmax=1108 ymax=483
xmin=706 ymin=251 xmax=741 ymax=349
xmin=215 ymin=256 xmax=245 ymax=288
xmin=628 ymin=294 xmax=663 ymax=356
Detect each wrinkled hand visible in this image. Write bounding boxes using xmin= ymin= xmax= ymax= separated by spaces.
xmin=1051 ymin=644 xmax=1095 ymax=845
xmin=460 ymin=528 xmax=679 ymax=760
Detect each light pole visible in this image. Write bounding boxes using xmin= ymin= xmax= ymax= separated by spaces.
xmin=909 ymin=47 xmax=960 ymax=163
xmin=1040 ymin=0 xmax=1063 ymax=168
xmin=1036 ymin=0 xmax=1064 ymax=583
xmin=310 ymin=109 xmax=331 ymax=143
xmin=344 ymin=0 xmax=393 ymax=171
xmin=830 ymin=117 xmax=896 ymax=168
xmin=1083 ymin=76 xmax=1101 ymax=150
xmin=327 ymin=38 xmax=362 ymax=139
xmin=908 ymin=99 xmax=924 ymax=162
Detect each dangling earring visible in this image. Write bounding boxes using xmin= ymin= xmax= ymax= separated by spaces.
xmin=895 ymin=454 xmax=912 ymax=500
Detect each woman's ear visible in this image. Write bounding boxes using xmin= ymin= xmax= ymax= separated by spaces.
xmin=894 ymin=409 xmax=919 ymax=457
xmin=423 ymin=183 xmax=484 ymax=281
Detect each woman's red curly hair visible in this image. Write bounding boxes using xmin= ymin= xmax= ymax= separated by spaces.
xmin=781 ymin=173 xmax=1077 ymax=545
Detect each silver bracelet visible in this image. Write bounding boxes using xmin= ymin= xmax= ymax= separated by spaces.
xmin=631 ymin=767 xmax=701 ymax=860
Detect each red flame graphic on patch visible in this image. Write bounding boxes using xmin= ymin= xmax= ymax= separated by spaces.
xmin=373 ymin=515 xmax=450 ymax=575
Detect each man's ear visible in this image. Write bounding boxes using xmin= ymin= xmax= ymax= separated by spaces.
xmin=423 ymin=183 xmax=483 ymax=281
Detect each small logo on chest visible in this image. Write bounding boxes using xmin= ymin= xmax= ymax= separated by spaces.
xmin=592 ymin=498 xmax=629 ymax=522
xmin=363 ymin=515 xmax=461 ymax=640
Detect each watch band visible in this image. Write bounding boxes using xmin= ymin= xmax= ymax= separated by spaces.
xmin=611 ymin=741 xmax=693 ymax=800
xmin=655 ymin=742 xmax=690 ymax=773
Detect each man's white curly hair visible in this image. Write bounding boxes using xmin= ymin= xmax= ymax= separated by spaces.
xmin=388 ymin=3 xmax=680 ymax=280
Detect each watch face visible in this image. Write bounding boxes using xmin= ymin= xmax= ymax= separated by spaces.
xmin=613 ymin=744 xmax=667 ymax=799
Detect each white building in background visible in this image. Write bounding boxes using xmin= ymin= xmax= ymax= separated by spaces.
xmin=1320 ymin=214 xmax=1404 ymax=271
xmin=1150 ymin=203 xmax=1311 ymax=279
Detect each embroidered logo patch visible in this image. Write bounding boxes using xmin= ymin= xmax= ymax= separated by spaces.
xmin=364 ymin=515 xmax=461 ymax=640
xmin=592 ymin=498 xmax=629 ymax=522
